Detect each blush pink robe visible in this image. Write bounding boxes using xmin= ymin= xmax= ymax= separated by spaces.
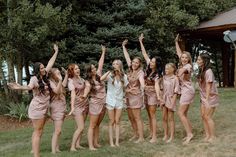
xmin=198 ymin=69 xmax=219 ymax=107
xmin=177 ymin=63 xmax=195 ymax=105
xmin=68 ymin=78 xmax=89 ymax=116
xmin=126 ymin=70 xmax=144 ymax=109
xmin=163 ymin=75 xmax=180 ymax=111
xmin=89 ymin=79 xmax=106 ymax=115
xmin=28 ymin=76 xmax=50 ymax=119
xmin=144 ymin=73 xmax=159 ymax=106
xmin=50 ymin=80 xmax=66 ymax=121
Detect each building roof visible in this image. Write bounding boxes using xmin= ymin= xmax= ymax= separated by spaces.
xmin=197 ymin=7 xmax=236 ymax=29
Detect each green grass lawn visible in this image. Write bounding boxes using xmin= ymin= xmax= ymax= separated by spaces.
xmin=1 ymin=88 xmax=236 ymax=157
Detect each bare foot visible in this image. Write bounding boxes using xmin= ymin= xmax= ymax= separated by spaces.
xmin=162 ymin=136 xmax=168 ymax=141
xmin=207 ymin=137 xmax=216 ymax=143
xmin=182 ymin=136 xmax=187 ymax=141
xmin=89 ymin=147 xmax=97 ymax=151
xmin=183 ymin=134 xmax=193 ymax=145
xmin=203 ymin=136 xmax=210 ymax=142
xmin=115 ymin=143 xmax=120 ymax=147
xmin=147 ymin=134 xmax=152 ymax=139
xmin=76 ymin=145 xmax=85 ymax=149
xmin=129 ymin=135 xmax=137 ymax=141
xmin=166 ymin=138 xmax=173 ymax=143
xmin=149 ymin=138 xmax=157 ymax=143
xmin=94 ymin=143 xmax=101 ymax=148
xmin=134 ymin=138 xmax=144 ymax=143
xmin=70 ymin=148 xmax=77 ymax=152
xmin=56 ymin=149 xmax=61 ymax=153
xmin=110 ymin=144 xmax=115 ymax=147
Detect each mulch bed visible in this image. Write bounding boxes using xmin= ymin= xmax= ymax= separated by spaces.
xmin=0 ymin=115 xmax=32 ymax=132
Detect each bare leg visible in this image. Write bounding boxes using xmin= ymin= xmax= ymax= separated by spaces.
xmin=115 ymin=108 xmax=122 ymax=146
xmin=107 ymin=109 xmax=115 ymax=147
xmin=205 ymin=107 xmax=216 ymax=143
xmin=127 ymin=108 xmax=138 ymax=141
xmin=70 ymin=115 xmax=85 ymax=151
xmin=201 ymin=105 xmax=210 ymax=141
xmin=32 ymin=118 xmax=47 ymax=157
xmin=147 ymin=105 xmax=157 ymax=143
xmin=162 ymin=106 xmax=168 ymax=141
xmin=178 ymin=105 xmax=193 ymax=145
xmin=88 ymin=115 xmax=99 ymax=150
xmin=167 ymin=110 xmax=175 ymax=143
xmin=146 ymin=105 xmax=152 ymax=139
xmin=94 ymin=108 xmax=106 ymax=148
xmin=51 ymin=120 xmax=63 ymax=154
xmin=132 ymin=108 xmax=144 ymax=143
xmin=75 ymin=113 xmax=87 ymax=149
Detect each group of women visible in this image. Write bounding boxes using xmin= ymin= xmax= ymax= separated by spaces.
xmin=8 ymin=34 xmax=219 ymax=157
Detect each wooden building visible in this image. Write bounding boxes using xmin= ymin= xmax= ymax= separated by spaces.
xmin=178 ymin=7 xmax=236 ymax=87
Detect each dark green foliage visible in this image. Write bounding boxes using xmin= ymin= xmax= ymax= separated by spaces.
xmin=5 ymin=102 xmax=29 ymax=122
xmin=1 ymin=0 xmax=236 ymax=105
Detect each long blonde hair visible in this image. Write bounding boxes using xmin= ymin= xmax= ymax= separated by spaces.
xmin=179 ymin=51 xmax=193 ymax=68
xmin=111 ymin=59 xmax=125 ymax=88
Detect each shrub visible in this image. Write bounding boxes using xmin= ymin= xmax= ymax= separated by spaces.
xmin=5 ymin=102 xmax=29 ymax=122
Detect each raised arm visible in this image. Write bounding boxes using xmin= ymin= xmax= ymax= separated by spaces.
xmin=175 ymin=34 xmax=183 ymax=59
xmin=61 ymin=67 xmax=68 ymax=87
xmin=100 ymin=71 xmax=111 ymax=81
xmin=97 ymin=45 xmax=106 ymax=76
xmin=51 ymin=79 xmax=63 ymax=95
xmin=139 ymin=33 xmax=150 ymax=65
xmin=122 ymin=39 xmax=132 ymax=67
xmin=45 ymin=44 xmax=59 ymax=73
xmin=8 ymin=82 xmax=33 ymax=91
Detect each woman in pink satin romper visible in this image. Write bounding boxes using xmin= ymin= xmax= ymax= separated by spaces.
xmin=175 ymin=34 xmax=195 ymax=144
xmin=8 ymin=44 xmax=59 ymax=157
xmin=122 ymin=39 xmax=145 ymax=143
xmin=139 ymin=33 xmax=163 ymax=143
xmin=49 ymin=68 xmax=68 ymax=154
xmin=67 ymin=63 xmax=90 ymax=151
xmin=86 ymin=45 xmax=106 ymax=150
xmin=197 ymin=53 xmax=219 ymax=143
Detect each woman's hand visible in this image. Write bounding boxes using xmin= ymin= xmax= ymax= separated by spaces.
xmin=7 ymin=82 xmax=21 ymax=90
xmin=175 ymin=34 xmax=180 ymax=42
xmin=68 ymin=106 xmax=75 ymax=116
xmin=101 ymin=45 xmax=106 ymax=52
xmin=53 ymin=44 xmax=58 ymax=53
xmin=122 ymin=39 xmax=128 ymax=46
xmin=139 ymin=33 xmax=144 ymax=42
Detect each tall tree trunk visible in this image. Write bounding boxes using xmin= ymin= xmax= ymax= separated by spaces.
xmin=24 ymin=60 xmax=31 ymax=84
xmin=7 ymin=54 xmax=15 ymax=82
xmin=16 ymin=52 xmax=23 ymax=85
xmin=0 ymin=53 xmax=9 ymax=98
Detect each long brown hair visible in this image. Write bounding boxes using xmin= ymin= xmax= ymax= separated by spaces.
xmin=68 ymin=63 xmax=78 ymax=78
xmin=33 ymin=62 xmax=52 ymax=95
xmin=197 ymin=53 xmax=211 ymax=83
xmin=111 ymin=59 xmax=125 ymax=88
xmin=85 ymin=64 xmax=101 ymax=93
xmin=48 ymin=68 xmax=66 ymax=98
